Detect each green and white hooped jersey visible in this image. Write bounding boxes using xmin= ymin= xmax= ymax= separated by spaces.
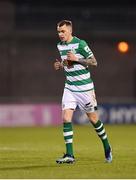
xmin=57 ymin=36 xmax=94 ymax=92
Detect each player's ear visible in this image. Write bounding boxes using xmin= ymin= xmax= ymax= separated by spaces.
xmin=69 ymin=26 xmax=72 ymax=34
xmin=67 ymin=25 xmax=72 ymax=33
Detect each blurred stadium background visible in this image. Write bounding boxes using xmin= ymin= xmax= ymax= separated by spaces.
xmin=0 ymin=0 xmax=136 ymax=126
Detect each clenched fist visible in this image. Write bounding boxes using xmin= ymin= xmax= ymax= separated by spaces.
xmin=54 ymin=59 xmax=63 ymax=70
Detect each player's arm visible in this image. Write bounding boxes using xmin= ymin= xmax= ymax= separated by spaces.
xmin=54 ymin=59 xmax=63 ymax=70
xmin=67 ymin=52 xmax=97 ymax=67
xmin=77 ymin=55 xmax=97 ymax=66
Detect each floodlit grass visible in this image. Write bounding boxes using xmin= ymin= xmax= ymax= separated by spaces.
xmin=0 ymin=124 xmax=136 ymax=178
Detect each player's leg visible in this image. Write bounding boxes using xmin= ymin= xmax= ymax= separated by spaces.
xmin=62 ymin=109 xmax=74 ymax=156
xmin=86 ymin=111 xmax=112 ymax=163
xmin=56 ymin=89 xmax=76 ymax=164
xmin=77 ymin=90 xmax=112 ymax=162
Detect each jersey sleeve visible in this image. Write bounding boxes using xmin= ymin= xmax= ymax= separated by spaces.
xmin=79 ymin=40 xmax=94 ymax=58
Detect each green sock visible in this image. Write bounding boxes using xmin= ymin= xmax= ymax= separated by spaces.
xmin=63 ymin=122 xmax=73 ymax=156
xmin=92 ymin=120 xmax=110 ymax=151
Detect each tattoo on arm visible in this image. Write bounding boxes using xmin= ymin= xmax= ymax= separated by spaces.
xmin=78 ymin=56 xmax=97 ymax=66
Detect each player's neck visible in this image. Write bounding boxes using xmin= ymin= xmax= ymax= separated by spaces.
xmin=66 ymin=35 xmax=73 ymax=43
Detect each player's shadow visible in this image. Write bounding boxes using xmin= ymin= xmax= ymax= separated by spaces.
xmin=0 ymin=164 xmax=57 ymax=171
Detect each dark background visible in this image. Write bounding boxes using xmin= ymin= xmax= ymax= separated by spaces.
xmin=0 ymin=0 xmax=136 ymax=103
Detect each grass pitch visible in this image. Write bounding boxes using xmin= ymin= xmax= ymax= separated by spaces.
xmin=0 ymin=124 xmax=136 ymax=179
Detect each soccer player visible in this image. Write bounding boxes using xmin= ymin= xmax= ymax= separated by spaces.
xmin=54 ymin=20 xmax=112 ymax=164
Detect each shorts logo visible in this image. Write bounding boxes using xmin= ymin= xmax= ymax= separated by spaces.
xmin=85 ymin=102 xmax=93 ymax=111
xmin=85 ymin=102 xmax=92 ymax=108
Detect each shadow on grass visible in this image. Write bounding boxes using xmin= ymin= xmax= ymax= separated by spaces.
xmin=0 ymin=163 xmax=59 ymax=171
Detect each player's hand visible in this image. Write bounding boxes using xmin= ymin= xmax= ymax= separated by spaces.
xmin=67 ymin=51 xmax=78 ymax=61
xmin=54 ymin=59 xmax=62 ymax=70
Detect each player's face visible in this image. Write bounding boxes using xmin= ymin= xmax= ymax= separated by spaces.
xmin=57 ymin=24 xmax=72 ymax=42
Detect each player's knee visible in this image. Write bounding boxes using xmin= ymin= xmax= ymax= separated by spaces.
xmin=87 ymin=112 xmax=99 ymax=124
xmin=62 ymin=114 xmax=72 ymax=123
xmin=63 ymin=118 xmax=71 ymax=123
xmin=62 ymin=109 xmax=74 ymax=123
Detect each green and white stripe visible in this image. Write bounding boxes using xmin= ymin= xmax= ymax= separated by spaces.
xmin=63 ymin=128 xmax=73 ymax=144
xmin=63 ymin=131 xmax=73 ymax=144
xmin=57 ymin=43 xmax=79 ymax=51
xmin=63 ymin=122 xmax=74 ymax=155
xmin=95 ymin=122 xmax=107 ymax=140
xmin=57 ymin=36 xmax=94 ymax=92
